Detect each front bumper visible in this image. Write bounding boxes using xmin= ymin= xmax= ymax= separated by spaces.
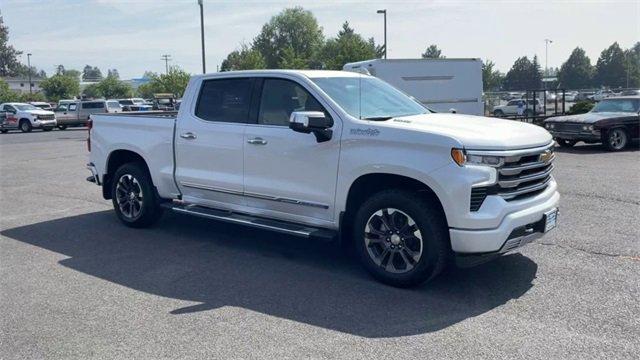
xmin=450 ymin=189 xmax=559 ymax=254
xmin=34 ymin=119 xmax=57 ymax=128
xmin=549 ymin=131 xmax=600 ymax=141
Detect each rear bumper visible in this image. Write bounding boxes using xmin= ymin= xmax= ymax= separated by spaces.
xmin=450 ymin=189 xmax=559 ymax=254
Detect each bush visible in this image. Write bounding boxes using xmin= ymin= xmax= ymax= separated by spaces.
xmin=567 ymin=101 xmax=595 ymax=114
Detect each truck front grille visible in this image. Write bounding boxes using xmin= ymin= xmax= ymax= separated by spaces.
xmin=37 ymin=114 xmax=55 ymax=120
xmin=469 ymin=144 xmax=555 ymax=211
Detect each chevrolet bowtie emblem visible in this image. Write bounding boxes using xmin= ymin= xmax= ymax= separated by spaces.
xmin=539 ymin=149 xmax=553 ymax=163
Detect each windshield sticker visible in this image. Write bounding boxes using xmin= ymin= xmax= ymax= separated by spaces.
xmin=350 ymin=128 xmax=380 ymax=136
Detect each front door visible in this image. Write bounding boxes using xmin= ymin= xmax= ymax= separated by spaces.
xmin=174 ymin=77 xmax=255 ymax=209
xmin=243 ymin=77 xmax=341 ymax=223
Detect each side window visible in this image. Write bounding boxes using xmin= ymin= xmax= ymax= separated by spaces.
xmin=68 ymin=103 xmax=78 ymax=111
xmin=82 ymin=102 xmax=105 ymax=109
xmin=507 ymin=100 xmax=516 ymax=106
xmin=195 ymin=78 xmax=254 ymax=123
xmin=258 ymin=79 xmax=325 ymax=126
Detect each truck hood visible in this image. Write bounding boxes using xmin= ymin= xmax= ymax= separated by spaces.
xmin=392 ymin=113 xmax=552 ymax=150
xmin=545 ymin=112 xmax=635 ymax=124
xmin=21 ymin=109 xmax=55 ymax=116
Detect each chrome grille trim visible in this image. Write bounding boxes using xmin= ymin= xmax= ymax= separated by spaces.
xmin=499 ymin=154 xmax=555 ymax=176
xmin=498 ymin=165 xmax=554 ymax=188
xmin=497 ymin=177 xmax=552 ymax=200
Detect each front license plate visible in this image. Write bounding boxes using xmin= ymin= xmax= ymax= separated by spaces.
xmin=544 ymin=208 xmax=558 ymax=233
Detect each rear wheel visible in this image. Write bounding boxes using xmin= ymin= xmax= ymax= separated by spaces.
xmin=111 ymin=162 xmax=163 ymax=228
xmin=19 ymin=119 xmax=32 ymax=133
xmin=353 ymin=190 xmax=449 ymax=287
xmin=556 ymin=138 xmax=576 ymax=148
xmin=57 ymin=125 xmax=67 ymax=130
xmin=603 ymin=128 xmax=628 ymax=151
xmin=493 ymin=109 xmax=504 ymax=117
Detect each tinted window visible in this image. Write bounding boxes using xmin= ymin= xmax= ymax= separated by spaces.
xmin=82 ymin=102 xmax=105 ymax=109
xmin=258 ymin=79 xmax=325 ymax=126
xmin=196 ymin=78 xmax=254 ymax=123
xmin=507 ymin=100 xmax=517 ymax=106
xmin=107 ymin=101 xmax=120 ymax=108
xmin=119 ymin=100 xmax=133 ymax=105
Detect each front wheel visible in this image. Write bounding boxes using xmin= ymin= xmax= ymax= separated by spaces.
xmin=19 ymin=120 xmax=32 ymax=133
xmin=0 ymin=129 xmax=8 ymax=134
xmin=111 ymin=162 xmax=163 ymax=228
xmin=493 ymin=109 xmax=504 ymax=117
xmin=603 ymin=128 xmax=628 ymax=151
xmin=353 ymin=190 xmax=449 ymax=287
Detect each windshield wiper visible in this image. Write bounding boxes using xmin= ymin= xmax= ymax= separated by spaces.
xmin=362 ymin=116 xmax=393 ymax=121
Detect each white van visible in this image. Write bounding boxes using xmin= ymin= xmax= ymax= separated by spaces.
xmin=343 ymin=58 xmax=483 ymax=115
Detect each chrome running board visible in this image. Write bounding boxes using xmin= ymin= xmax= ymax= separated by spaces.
xmin=163 ymin=202 xmax=336 ymax=241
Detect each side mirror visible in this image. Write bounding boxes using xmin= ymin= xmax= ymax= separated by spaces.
xmin=449 ymin=108 xmax=457 ymax=114
xmin=289 ymin=111 xmax=334 ymax=142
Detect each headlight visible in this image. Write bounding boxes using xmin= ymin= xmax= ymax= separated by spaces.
xmin=451 ymin=148 xmax=504 ymax=167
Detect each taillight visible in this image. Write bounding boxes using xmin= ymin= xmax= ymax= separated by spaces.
xmin=87 ymin=118 xmax=93 ymax=152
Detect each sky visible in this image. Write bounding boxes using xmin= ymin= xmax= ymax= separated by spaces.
xmin=2 ymin=0 xmax=639 ymax=79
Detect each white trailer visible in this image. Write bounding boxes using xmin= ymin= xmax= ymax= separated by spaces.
xmin=343 ymin=58 xmax=484 ymax=116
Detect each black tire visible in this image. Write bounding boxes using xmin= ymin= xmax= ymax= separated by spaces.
xmin=0 ymin=129 xmax=8 ymax=134
xmin=602 ymin=127 xmax=628 ymax=151
xmin=19 ymin=119 xmax=32 ymax=133
xmin=111 ymin=162 xmax=163 ymax=228
xmin=493 ymin=109 xmax=504 ymax=117
xmin=42 ymin=127 xmax=53 ymax=132
xmin=352 ymin=189 xmax=449 ymax=287
xmin=57 ymin=125 xmax=67 ymax=130
xmin=556 ymin=138 xmax=576 ymax=148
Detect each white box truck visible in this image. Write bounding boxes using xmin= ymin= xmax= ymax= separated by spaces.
xmin=343 ymin=58 xmax=484 ymax=116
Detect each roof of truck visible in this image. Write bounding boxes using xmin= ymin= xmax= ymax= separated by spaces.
xmin=196 ymin=69 xmax=364 ymax=80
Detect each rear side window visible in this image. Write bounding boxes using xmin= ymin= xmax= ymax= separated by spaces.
xmin=82 ymin=102 xmax=105 ymax=109
xmin=196 ymin=78 xmax=254 ymax=123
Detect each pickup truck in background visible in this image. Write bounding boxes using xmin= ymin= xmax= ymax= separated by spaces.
xmin=87 ymin=70 xmax=559 ymax=287
xmin=54 ymin=100 xmax=119 ymax=130
xmin=0 ymin=102 xmax=57 ymax=132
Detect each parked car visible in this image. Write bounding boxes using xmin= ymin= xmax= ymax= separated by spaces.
xmin=117 ymin=98 xmax=152 ymax=112
xmin=591 ymin=89 xmax=616 ymax=102
xmin=575 ymin=91 xmax=596 ymax=102
xmin=87 ymin=70 xmax=559 ymax=287
xmin=29 ymin=101 xmax=54 ymax=111
xmin=152 ymin=93 xmax=177 ymax=111
xmin=561 ymin=91 xmax=578 ymax=102
xmin=544 ymin=96 xmax=640 ymax=151
xmin=0 ymin=110 xmax=19 ymax=133
xmin=0 ymin=102 xmax=56 ymax=132
xmin=492 ymin=99 xmax=543 ymax=117
xmin=106 ymin=100 xmax=124 ymax=113
xmin=620 ymin=89 xmax=640 ymax=96
xmin=54 ymin=100 xmax=112 ymax=130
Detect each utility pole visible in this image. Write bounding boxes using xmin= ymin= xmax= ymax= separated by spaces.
xmin=198 ymin=0 xmax=206 ymax=73
xmin=161 ymin=54 xmax=172 ymax=74
xmin=27 ymin=53 xmax=33 ymax=94
xmin=377 ymin=9 xmax=387 ymax=59
xmin=544 ymin=39 xmax=553 ymax=76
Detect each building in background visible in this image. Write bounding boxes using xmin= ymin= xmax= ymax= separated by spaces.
xmin=1 ymin=77 xmax=44 ymax=94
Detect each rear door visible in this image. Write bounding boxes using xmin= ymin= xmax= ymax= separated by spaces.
xmin=174 ymin=77 xmax=255 ymax=208
xmin=243 ymin=77 xmax=341 ymax=223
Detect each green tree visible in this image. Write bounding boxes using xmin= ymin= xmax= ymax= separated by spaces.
xmin=0 ymin=78 xmax=19 ymax=102
xmin=87 ymin=75 xmax=132 ymax=99
xmin=482 ymin=59 xmax=504 ymax=91
xmin=107 ymin=69 xmax=120 ymax=79
xmin=18 ymin=92 xmax=47 ymax=102
xmin=421 ymin=44 xmax=444 ymax=59
xmin=55 ymin=65 xmax=81 ymax=80
xmin=82 ymin=65 xmax=103 ymax=82
xmin=82 ymin=83 xmax=101 ymax=98
xmin=0 ymin=11 xmax=23 ymax=77
xmin=319 ymin=22 xmax=380 ymax=70
xmin=252 ymin=7 xmax=324 ymax=69
xmin=40 ymin=74 xmax=80 ymax=102
xmin=220 ymin=43 xmax=267 ymax=71
xmin=594 ymin=42 xmax=627 ymax=88
xmin=503 ymin=56 xmax=542 ymax=90
xmin=557 ymin=47 xmax=594 ymax=89
xmin=623 ymin=42 xmax=640 ymax=88
xmin=137 ymin=67 xmax=190 ymax=98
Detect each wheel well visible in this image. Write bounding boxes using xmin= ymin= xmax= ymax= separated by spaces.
xmin=341 ymin=173 xmax=448 ymax=241
xmin=102 ymin=150 xmax=150 ymax=199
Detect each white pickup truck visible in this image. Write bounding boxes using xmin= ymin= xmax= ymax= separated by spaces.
xmin=87 ymin=70 xmax=559 ymax=287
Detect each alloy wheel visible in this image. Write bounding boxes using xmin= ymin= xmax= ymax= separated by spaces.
xmin=609 ymin=129 xmax=626 ymax=150
xmin=364 ymin=208 xmax=424 ymax=274
xmin=115 ymin=174 xmax=144 ymax=219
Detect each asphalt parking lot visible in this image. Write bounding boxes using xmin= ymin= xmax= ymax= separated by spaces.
xmin=1 ymin=129 xmax=638 ymax=359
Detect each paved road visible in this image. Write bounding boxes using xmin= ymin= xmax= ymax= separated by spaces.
xmin=1 ymin=129 xmax=638 ymax=359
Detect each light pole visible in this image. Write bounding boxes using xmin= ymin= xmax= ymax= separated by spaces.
xmin=198 ymin=0 xmax=206 ymax=74
xmin=27 ymin=53 xmax=33 ymax=94
xmin=544 ymin=39 xmax=553 ymax=76
xmin=161 ymin=54 xmax=172 ymax=74
xmin=377 ymin=9 xmax=387 ymax=59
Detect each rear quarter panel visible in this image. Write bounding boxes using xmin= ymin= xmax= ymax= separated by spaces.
xmin=90 ymin=114 xmax=179 ymax=198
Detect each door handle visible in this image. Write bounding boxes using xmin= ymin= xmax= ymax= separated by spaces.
xmin=180 ymin=132 xmax=197 ymax=140
xmin=247 ymin=137 xmax=267 ymax=145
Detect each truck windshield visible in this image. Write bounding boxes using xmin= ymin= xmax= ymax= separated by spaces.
xmin=591 ymin=99 xmax=640 ymax=113
xmin=311 ymin=76 xmax=429 ymax=120
xmin=14 ymin=104 xmax=39 ymax=111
